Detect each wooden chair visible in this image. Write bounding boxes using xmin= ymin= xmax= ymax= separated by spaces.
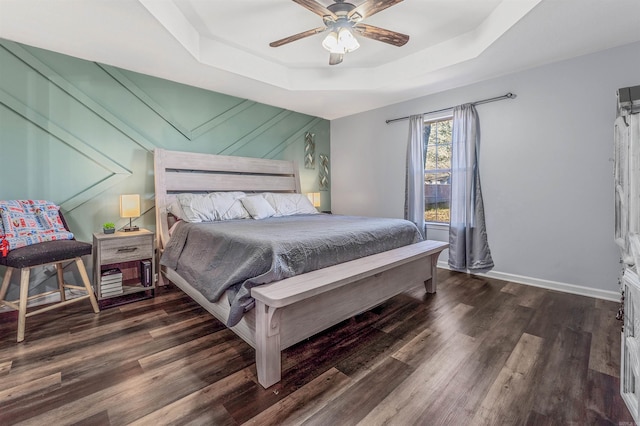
xmin=0 ymin=215 xmax=99 ymax=342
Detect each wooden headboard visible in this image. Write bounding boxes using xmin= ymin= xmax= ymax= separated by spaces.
xmin=154 ymin=148 xmax=301 ymax=252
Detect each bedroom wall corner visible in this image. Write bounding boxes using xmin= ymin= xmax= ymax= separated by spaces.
xmin=330 ymin=41 xmax=640 ymax=296
xmin=0 ymin=38 xmax=329 ymax=301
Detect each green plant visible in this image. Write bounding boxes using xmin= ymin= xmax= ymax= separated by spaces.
xmin=103 ymin=222 xmax=115 ymax=229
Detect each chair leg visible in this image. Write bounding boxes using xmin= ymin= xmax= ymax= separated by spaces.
xmin=75 ymin=258 xmax=99 ymax=313
xmin=17 ymin=267 xmax=30 ymax=343
xmin=56 ymin=263 xmax=66 ymax=302
xmin=0 ymin=266 xmax=13 ymax=302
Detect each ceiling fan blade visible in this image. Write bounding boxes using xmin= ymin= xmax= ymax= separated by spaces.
xmin=270 ymin=27 xmax=327 ymax=47
xmin=292 ymin=0 xmax=338 ymax=20
xmin=348 ymin=0 xmax=403 ymax=20
xmin=354 ymin=23 xmax=409 ymax=46
xmin=329 ymin=52 xmax=344 ymax=65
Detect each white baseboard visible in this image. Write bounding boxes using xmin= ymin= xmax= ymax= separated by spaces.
xmin=437 ymin=261 xmax=621 ymax=302
xmin=2 ymin=264 xmax=620 ymax=313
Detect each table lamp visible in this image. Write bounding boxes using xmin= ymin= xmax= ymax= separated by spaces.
xmin=120 ymin=194 xmax=140 ymax=232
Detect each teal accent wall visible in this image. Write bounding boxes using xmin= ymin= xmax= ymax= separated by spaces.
xmin=0 ymin=38 xmax=330 ymax=240
xmin=0 ymin=38 xmax=329 ymax=300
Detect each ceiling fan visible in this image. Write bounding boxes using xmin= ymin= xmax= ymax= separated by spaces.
xmin=270 ymin=0 xmax=409 ymax=65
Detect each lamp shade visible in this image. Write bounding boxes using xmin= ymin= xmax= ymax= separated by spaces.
xmin=120 ymin=194 xmax=140 ymax=218
xmin=306 ymin=192 xmax=321 ymax=208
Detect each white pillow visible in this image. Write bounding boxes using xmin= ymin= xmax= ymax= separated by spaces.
xmin=175 ymin=194 xmax=202 ymax=222
xmin=214 ymin=192 xmax=251 ymax=221
xmin=166 ymin=199 xmax=186 ymax=220
xmin=262 ymin=193 xmax=318 ymax=217
xmin=177 ymin=192 xmax=249 ymax=222
xmin=241 ymin=195 xmax=276 ymax=219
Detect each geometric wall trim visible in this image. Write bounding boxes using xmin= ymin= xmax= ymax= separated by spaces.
xmin=0 ymin=37 xmax=330 ymax=237
xmin=2 ymin=41 xmax=156 ymax=152
xmin=0 ymin=37 xmax=330 ymax=303
xmin=98 ymin=63 xmax=259 ymax=141
xmin=266 ymin=117 xmax=322 ymax=159
xmin=98 ymin=63 xmax=191 ymax=139
xmin=221 ymin=109 xmax=294 ymax=155
xmin=191 ymin=99 xmax=256 ymax=140
xmin=0 ymin=88 xmax=131 ymax=212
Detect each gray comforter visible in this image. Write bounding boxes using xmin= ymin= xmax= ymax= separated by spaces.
xmin=161 ymin=214 xmax=422 ymax=326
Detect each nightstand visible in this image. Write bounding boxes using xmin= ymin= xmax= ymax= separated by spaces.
xmin=93 ymin=228 xmax=155 ymax=308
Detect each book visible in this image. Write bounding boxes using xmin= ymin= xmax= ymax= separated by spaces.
xmin=101 ymin=288 xmax=124 ymax=296
xmin=101 ymin=268 xmax=123 ymax=284
xmin=140 ymin=260 xmax=152 ymax=287
xmin=101 ymin=282 xmax=123 ymax=291
xmin=101 ymin=268 xmax=122 ymax=277
xmin=100 ymin=275 xmax=123 ymax=284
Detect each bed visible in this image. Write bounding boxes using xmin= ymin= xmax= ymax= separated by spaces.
xmin=154 ymin=148 xmax=448 ymax=388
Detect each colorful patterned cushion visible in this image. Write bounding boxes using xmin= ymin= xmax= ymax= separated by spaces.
xmin=0 ymin=200 xmax=74 ymax=252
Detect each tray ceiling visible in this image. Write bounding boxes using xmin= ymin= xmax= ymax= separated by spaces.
xmin=1 ymin=0 xmax=639 ymax=119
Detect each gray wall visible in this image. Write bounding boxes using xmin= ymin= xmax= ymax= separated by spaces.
xmin=331 ymin=41 xmax=640 ymax=296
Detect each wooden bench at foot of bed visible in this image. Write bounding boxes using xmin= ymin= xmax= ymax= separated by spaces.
xmin=251 ymin=239 xmax=448 ymax=388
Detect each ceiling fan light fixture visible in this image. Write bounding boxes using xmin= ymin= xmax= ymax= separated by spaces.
xmin=337 ymin=27 xmax=360 ymax=52
xmin=271 ymin=0 xmax=408 ymax=64
xmin=322 ymin=31 xmax=341 ymax=53
xmin=322 ymin=28 xmax=359 ymax=54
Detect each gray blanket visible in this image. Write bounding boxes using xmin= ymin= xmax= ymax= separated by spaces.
xmin=161 ymin=214 xmax=421 ymax=326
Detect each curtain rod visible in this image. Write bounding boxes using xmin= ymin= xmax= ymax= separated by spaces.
xmin=385 ymin=92 xmax=516 ymax=124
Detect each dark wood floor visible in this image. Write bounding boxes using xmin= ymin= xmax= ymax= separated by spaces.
xmin=0 ymin=269 xmax=633 ymax=425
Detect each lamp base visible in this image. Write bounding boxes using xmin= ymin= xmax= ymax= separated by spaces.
xmin=123 ymin=225 xmax=139 ymax=232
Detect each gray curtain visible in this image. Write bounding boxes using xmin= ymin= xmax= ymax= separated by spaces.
xmin=405 ymin=114 xmax=425 ymax=238
xmin=448 ymin=104 xmax=494 ymax=272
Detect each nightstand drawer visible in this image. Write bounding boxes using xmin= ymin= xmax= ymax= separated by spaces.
xmin=100 ymin=235 xmax=153 ymax=264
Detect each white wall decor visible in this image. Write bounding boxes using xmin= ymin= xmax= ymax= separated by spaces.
xmin=304 ymin=132 xmax=315 ymax=169
xmin=319 ymin=154 xmax=330 ymax=191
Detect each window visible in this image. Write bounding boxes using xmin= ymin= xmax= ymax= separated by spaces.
xmin=424 ymin=117 xmax=452 ymax=223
